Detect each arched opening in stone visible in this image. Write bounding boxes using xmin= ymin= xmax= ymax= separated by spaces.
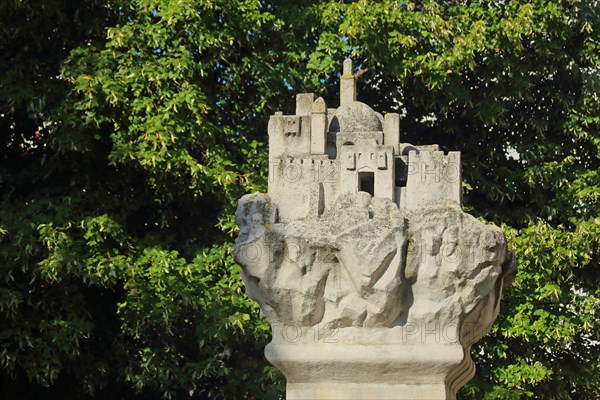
xmin=358 ymin=172 xmax=375 ymax=196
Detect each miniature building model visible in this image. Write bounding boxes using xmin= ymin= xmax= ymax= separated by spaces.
xmin=236 ymin=58 xmax=516 ymax=400
xmin=268 ymin=59 xmax=462 ymax=222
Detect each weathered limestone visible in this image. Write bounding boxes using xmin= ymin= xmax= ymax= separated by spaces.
xmin=340 ymin=58 xmax=357 ymax=105
xmin=384 ymin=112 xmax=400 ymax=153
xmin=405 ymin=151 xmax=462 ymax=211
xmin=235 ymin=59 xmax=516 ymax=399
xmin=296 ymin=93 xmax=316 ymax=116
xmin=310 ymin=97 xmax=328 ymax=154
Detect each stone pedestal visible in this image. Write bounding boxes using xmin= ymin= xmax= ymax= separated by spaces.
xmin=268 ymin=341 xmax=470 ymax=400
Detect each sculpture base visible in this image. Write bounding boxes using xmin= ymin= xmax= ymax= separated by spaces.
xmin=265 ymin=336 xmax=474 ymax=400
xmin=287 ymin=382 xmax=449 ymax=400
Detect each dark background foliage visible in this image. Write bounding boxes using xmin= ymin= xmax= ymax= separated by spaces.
xmin=1 ymin=1 xmax=598 ymax=399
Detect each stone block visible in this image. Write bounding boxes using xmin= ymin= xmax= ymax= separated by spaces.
xmin=340 ymin=77 xmax=356 ymax=105
xmin=310 ymin=114 xmax=327 ymax=154
xmin=310 ymin=97 xmax=328 ymax=154
xmin=384 ymin=113 xmax=400 ymax=151
xmin=296 ymin=93 xmax=316 ymax=116
xmin=405 ymin=151 xmax=462 ymax=211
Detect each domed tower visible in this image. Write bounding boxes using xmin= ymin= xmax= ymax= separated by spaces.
xmin=328 ymin=59 xmax=401 ymax=202
xmin=331 ymin=100 xmax=394 ymax=200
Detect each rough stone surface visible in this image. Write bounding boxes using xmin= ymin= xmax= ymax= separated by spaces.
xmin=235 ymin=59 xmax=516 ymax=400
xmin=296 ymin=93 xmax=316 ymax=116
xmin=384 ymin=112 xmax=400 ymax=152
xmin=310 ymin=97 xmax=328 ymax=154
xmin=235 ymin=193 xmax=514 ymax=335
xmin=340 ymin=59 xmax=356 ymax=105
xmin=331 ymin=101 xmax=383 ymax=133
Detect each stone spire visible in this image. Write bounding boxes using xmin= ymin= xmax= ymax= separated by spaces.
xmin=340 ymin=58 xmax=357 ymax=105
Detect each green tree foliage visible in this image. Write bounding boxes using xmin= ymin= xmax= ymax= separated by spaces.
xmin=1 ymin=0 xmax=598 ymax=399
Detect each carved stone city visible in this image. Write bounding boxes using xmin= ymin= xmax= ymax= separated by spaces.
xmin=234 ymin=59 xmax=516 ymax=400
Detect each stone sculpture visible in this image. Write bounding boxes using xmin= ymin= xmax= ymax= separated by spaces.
xmin=234 ymin=59 xmax=516 ymax=400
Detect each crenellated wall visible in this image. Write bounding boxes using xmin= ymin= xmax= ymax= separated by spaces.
xmin=268 ymin=157 xmax=340 ymax=222
xmin=404 ymin=151 xmax=462 ymax=211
